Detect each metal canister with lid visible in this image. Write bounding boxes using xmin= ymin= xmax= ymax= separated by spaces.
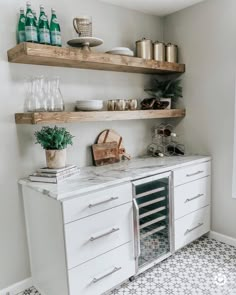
xmin=166 ymin=43 xmax=178 ymax=63
xmin=136 ymin=38 xmax=153 ymax=60
xmin=153 ymin=41 xmax=165 ymax=62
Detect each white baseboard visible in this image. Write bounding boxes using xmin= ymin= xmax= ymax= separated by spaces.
xmin=0 ymin=278 xmax=32 ymax=295
xmin=209 ymin=231 xmax=236 ymax=247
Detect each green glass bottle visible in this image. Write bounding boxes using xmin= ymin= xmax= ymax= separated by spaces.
xmin=32 ymin=10 xmax=39 ymax=41
xmin=32 ymin=10 xmax=38 ymax=26
xmin=17 ymin=8 xmax=26 ymax=43
xmin=38 ymin=5 xmax=51 ymax=45
xmin=50 ymin=9 xmax=62 ymax=47
xmin=25 ymin=1 xmax=38 ymax=43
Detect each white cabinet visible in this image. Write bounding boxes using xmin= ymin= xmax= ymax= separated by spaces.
xmin=22 ymin=157 xmax=211 ymax=295
xmin=173 ymin=161 xmax=211 ymax=251
xmin=68 ymin=242 xmax=135 ymax=295
xmin=65 ymin=202 xmax=133 ymax=269
xmin=173 ymin=161 xmax=211 ymax=187
xmin=174 ymin=176 xmax=211 ymax=220
xmin=63 ymin=183 xmax=132 ymax=224
xmin=174 ymin=206 xmax=210 ymax=250
xmin=23 ymin=182 xmax=135 ymax=295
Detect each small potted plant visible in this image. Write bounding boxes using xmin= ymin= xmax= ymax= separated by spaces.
xmin=35 ymin=126 xmax=74 ymax=169
xmin=144 ymin=79 xmax=183 ymax=109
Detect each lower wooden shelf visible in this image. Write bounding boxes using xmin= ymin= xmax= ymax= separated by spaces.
xmin=15 ymin=109 xmax=186 ymax=125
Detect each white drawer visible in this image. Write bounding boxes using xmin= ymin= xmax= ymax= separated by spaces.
xmin=174 ymin=206 xmax=210 ymax=251
xmin=68 ymin=242 xmax=135 ymax=295
xmin=173 ymin=161 xmax=211 ymax=187
xmin=63 ymin=182 xmax=132 ymax=224
xmin=174 ymin=176 xmax=211 ymax=220
xmin=65 ymin=202 xmax=133 ymax=269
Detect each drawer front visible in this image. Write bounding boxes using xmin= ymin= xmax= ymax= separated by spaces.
xmin=174 ymin=176 xmax=211 ymax=220
xmin=63 ymin=182 xmax=132 ymax=224
xmin=173 ymin=161 xmax=211 ymax=187
xmin=68 ymin=242 xmax=135 ymax=295
xmin=65 ymin=202 xmax=133 ymax=269
xmin=174 ymin=206 xmax=210 ymax=251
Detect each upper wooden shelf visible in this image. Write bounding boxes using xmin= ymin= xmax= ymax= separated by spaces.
xmin=15 ymin=109 xmax=186 ymax=125
xmin=8 ymin=43 xmax=185 ymax=75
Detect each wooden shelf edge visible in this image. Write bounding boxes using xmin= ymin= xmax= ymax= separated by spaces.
xmin=15 ymin=109 xmax=186 ymax=125
xmin=8 ymin=43 xmax=185 ymax=74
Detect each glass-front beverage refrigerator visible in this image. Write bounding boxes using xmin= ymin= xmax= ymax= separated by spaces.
xmin=132 ymin=172 xmax=173 ymax=273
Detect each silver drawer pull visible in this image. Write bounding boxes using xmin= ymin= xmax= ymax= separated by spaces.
xmin=186 ymin=171 xmax=204 ymax=177
xmin=185 ymin=223 xmax=204 ymax=235
xmin=185 ymin=194 xmax=204 ymax=203
xmin=88 ymin=197 xmax=119 ymax=208
xmin=92 ymin=267 xmax=122 ymax=284
xmin=90 ymin=228 xmax=120 ymax=241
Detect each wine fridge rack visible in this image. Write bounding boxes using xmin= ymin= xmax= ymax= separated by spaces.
xmin=147 ymin=123 xmax=185 ymax=157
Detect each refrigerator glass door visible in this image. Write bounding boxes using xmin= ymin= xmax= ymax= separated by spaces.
xmin=133 ymin=173 xmax=171 ymax=270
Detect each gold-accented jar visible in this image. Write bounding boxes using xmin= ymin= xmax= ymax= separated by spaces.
xmin=154 ymin=41 xmax=165 ymax=62
xmin=136 ymin=38 xmax=153 ymax=60
xmin=166 ymin=43 xmax=178 ymax=63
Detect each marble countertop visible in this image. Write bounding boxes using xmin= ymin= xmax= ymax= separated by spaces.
xmin=19 ymin=155 xmax=211 ymax=201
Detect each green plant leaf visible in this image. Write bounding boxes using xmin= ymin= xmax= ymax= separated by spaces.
xmin=35 ymin=126 xmax=74 ymax=150
xmin=145 ymin=79 xmax=183 ymax=100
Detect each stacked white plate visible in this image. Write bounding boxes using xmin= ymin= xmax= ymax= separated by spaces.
xmin=75 ymin=100 xmax=103 ymax=111
xmin=106 ymin=47 xmax=134 ymax=57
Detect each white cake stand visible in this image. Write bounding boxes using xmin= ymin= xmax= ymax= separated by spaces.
xmin=67 ymin=37 xmax=103 ymax=50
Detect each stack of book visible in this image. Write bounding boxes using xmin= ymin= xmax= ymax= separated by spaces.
xmin=29 ymin=165 xmax=80 ymax=183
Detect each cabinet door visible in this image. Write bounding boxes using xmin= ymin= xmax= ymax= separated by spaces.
xmin=63 ymin=183 xmax=132 ymax=224
xmin=174 ymin=206 xmax=210 ymax=251
xmin=173 ymin=161 xmax=211 ymax=186
xmin=65 ymin=203 xmax=133 ymax=269
xmin=68 ymin=242 xmax=135 ymax=295
xmin=174 ymin=176 xmax=211 ymax=220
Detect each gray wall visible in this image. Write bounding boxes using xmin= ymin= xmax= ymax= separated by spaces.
xmin=0 ymin=0 xmax=163 ymax=289
xmin=164 ymin=0 xmax=236 ymax=238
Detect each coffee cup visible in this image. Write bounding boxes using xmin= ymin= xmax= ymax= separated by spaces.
xmin=107 ymin=100 xmax=116 ymax=111
xmin=73 ymin=16 xmax=92 ymax=37
xmin=125 ymin=99 xmax=138 ymax=110
xmin=115 ymin=99 xmax=126 ymax=111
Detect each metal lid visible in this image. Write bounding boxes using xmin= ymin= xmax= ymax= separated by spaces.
xmin=136 ymin=37 xmax=152 ymax=44
xmin=166 ymin=43 xmax=178 ymax=47
xmin=154 ymin=40 xmax=165 ymax=45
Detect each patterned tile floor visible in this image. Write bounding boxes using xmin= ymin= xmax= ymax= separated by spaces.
xmin=18 ymin=236 xmax=236 ymax=295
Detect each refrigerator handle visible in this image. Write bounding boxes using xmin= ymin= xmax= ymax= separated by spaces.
xmin=133 ymin=198 xmax=141 ymax=258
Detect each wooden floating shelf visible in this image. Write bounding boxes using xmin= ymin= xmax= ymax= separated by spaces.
xmin=8 ymin=43 xmax=185 ymax=74
xmin=15 ymin=109 xmax=186 ymax=125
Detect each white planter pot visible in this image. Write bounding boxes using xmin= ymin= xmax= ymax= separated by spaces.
xmin=160 ymin=98 xmax=171 ymax=109
xmin=45 ymin=149 xmax=67 ymax=169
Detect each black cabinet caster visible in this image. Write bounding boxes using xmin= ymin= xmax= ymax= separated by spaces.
xmin=129 ymin=276 xmax=135 ymax=282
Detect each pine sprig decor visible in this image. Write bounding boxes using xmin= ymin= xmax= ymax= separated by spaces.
xmin=145 ymin=79 xmax=183 ymax=101
xmin=35 ymin=126 xmax=74 ymax=150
